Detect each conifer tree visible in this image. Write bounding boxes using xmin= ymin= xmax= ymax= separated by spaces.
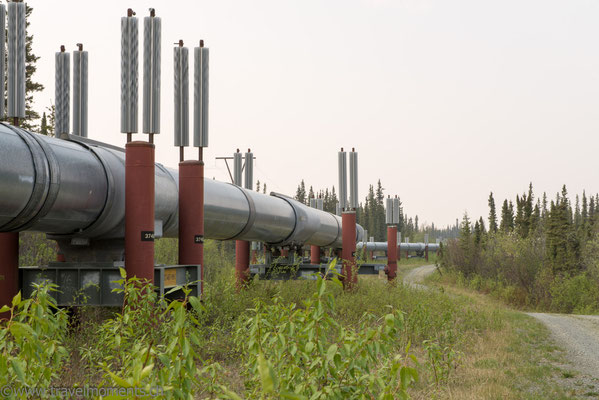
xmin=473 ymin=219 xmax=482 ymax=246
xmin=500 ymin=199 xmax=514 ymax=232
xmin=256 ymin=180 xmax=261 ymax=193
xmin=40 ymin=112 xmax=48 ymax=135
xmin=508 ymin=201 xmax=515 ymax=231
xmin=295 ymin=180 xmax=307 ymax=204
xmin=488 ymin=192 xmax=498 ymax=233
xmin=22 ymin=6 xmax=44 ymax=130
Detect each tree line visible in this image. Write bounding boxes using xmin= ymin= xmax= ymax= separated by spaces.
xmin=292 ymin=179 xmax=459 ymax=243
xmin=442 ymin=183 xmax=599 ymax=313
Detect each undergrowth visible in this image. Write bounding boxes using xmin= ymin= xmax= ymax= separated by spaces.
xmin=0 ymin=239 xmax=502 ymax=399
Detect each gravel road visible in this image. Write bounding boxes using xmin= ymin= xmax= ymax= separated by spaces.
xmin=527 ymin=313 xmax=599 ymax=379
xmin=402 ymin=264 xmax=437 ymax=290
xmin=405 ymin=264 xmax=599 ymax=393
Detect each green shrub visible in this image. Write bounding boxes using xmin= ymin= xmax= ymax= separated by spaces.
xmin=550 ymin=274 xmax=599 ymax=314
xmin=232 ymin=262 xmax=419 ymax=399
xmin=0 ymin=283 xmax=69 ymax=394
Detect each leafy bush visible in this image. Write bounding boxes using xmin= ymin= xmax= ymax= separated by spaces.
xmin=550 ymin=274 xmax=599 ymax=314
xmin=233 ymin=262 xmax=418 ymax=399
xmin=80 ymin=269 xmax=222 ymax=398
xmin=0 ymin=283 xmax=68 ymax=392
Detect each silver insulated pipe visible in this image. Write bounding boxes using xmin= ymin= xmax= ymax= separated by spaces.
xmin=0 ymin=127 xmax=363 ymax=248
xmin=357 ymin=242 xmax=440 ymax=252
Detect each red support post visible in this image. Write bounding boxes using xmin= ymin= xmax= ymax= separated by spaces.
xmin=0 ymin=232 xmax=19 ymax=312
xmin=281 ymin=248 xmax=289 ymax=257
xmin=341 ymin=211 xmax=357 ymax=289
xmin=385 ymin=226 xmax=397 ymax=281
xmin=178 ymin=160 xmax=204 ymax=293
xmin=425 ymin=245 xmax=429 ymax=262
xmin=235 ymin=240 xmax=250 ymax=289
xmin=125 ymin=142 xmax=155 ymax=283
xmin=310 ymin=245 xmax=320 ymax=265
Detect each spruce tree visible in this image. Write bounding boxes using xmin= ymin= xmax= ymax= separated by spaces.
xmin=40 ymin=112 xmax=47 ymax=135
xmin=582 ymin=191 xmax=588 ymax=226
xmin=508 ymin=201 xmax=515 ymax=231
xmin=256 ymin=180 xmax=261 ymax=193
xmin=295 ymin=180 xmax=307 ymax=204
xmin=21 ymin=5 xmax=44 ymax=130
xmin=488 ymin=192 xmax=498 ymax=233
xmin=473 ymin=219 xmax=482 ymax=246
xmin=500 ymin=199 xmax=512 ymax=232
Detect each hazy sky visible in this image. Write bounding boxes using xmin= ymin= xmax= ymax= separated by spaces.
xmin=26 ymin=0 xmax=599 ymax=228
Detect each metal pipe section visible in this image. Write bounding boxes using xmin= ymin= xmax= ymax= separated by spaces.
xmin=0 ymin=127 xmax=363 ymax=249
xmin=309 ymin=197 xmax=321 ymax=265
xmin=338 ymin=150 xmax=347 ymax=211
xmin=356 ymin=242 xmax=440 ymax=252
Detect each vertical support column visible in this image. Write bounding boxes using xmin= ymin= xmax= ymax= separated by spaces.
xmin=234 ymin=149 xmax=250 ymax=289
xmin=1 ymin=1 xmax=23 ymax=309
xmin=385 ymin=225 xmax=397 ymax=281
xmin=310 ymin=197 xmax=321 ymax=265
xmin=424 ymin=233 xmax=429 ymax=262
xmin=341 ymin=211 xmax=357 ymax=289
xmin=178 ymin=160 xmax=204 ymax=280
xmin=125 ymin=141 xmax=155 ymax=282
xmin=310 ymin=245 xmax=321 ymax=265
xmin=397 ymin=231 xmax=401 ymax=264
xmin=235 ymin=241 xmax=250 ymax=289
xmin=0 ymin=232 xmax=18 ymax=310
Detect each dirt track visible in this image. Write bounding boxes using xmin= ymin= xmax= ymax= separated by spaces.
xmin=402 ymin=264 xmax=437 ymax=290
xmin=527 ymin=313 xmax=599 ymax=379
xmin=404 ymin=265 xmax=599 ymax=382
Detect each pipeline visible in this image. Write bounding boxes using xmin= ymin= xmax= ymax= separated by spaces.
xmin=357 ymin=242 xmax=440 ymax=252
xmin=0 ymin=126 xmax=363 ymax=250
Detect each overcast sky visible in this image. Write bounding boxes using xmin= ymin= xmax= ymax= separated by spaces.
xmin=26 ymin=0 xmax=599 ymax=228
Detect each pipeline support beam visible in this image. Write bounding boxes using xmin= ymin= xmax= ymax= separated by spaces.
xmin=125 ymin=141 xmax=155 ymax=282
xmin=178 ymin=161 xmax=204 ymax=291
xmin=235 ymin=240 xmax=250 ymax=289
xmin=0 ymin=232 xmax=18 ymax=311
xmin=385 ymin=226 xmax=397 ymax=281
xmin=341 ymin=211 xmax=357 ymax=289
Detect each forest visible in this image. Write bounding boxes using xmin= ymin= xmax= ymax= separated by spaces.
xmin=441 ymin=184 xmax=599 ymax=313
xmin=293 ymin=179 xmax=459 ymax=243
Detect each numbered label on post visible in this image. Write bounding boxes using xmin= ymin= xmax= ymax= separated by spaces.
xmin=141 ymin=231 xmax=155 ymax=241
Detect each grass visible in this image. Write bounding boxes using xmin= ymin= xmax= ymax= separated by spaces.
xmin=10 ymin=237 xmax=591 ymax=398
xmin=49 ymin=243 xmax=497 ymax=397
xmin=421 ymin=269 xmax=599 ymax=399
